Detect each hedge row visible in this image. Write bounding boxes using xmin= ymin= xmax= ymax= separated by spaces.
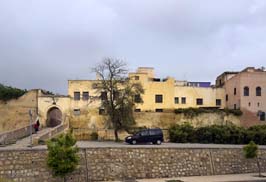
xmin=174 ymin=107 xmax=243 ymax=117
xmin=169 ymin=123 xmax=266 ymax=145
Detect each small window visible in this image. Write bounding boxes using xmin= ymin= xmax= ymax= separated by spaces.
xmin=174 ymin=97 xmax=179 ymax=104
xmin=258 ymin=102 xmax=260 ymax=107
xmin=248 ymin=102 xmax=251 ymax=107
xmin=244 ymin=86 xmax=249 ymax=96
xmin=234 ymin=88 xmax=236 ymax=95
xmin=101 ymin=91 xmax=107 ymax=100
xmin=134 ymin=94 xmax=141 ymax=103
xmin=134 ymin=109 xmax=141 ymax=112
xmin=82 ymin=92 xmax=89 ymax=100
xmin=256 ymin=87 xmax=261 ymax=96
xmin=226 ymin=94 xmax=228 ymax=101
xmin=74 ymin=92 xmax=80 ymax=101
xmin=155 ymin=109 xmax=163 ymax=112
xmin=181 ymin=97 xmax=186 ymax=104
xmin=135 ymin=76 xmax=140 ymax=80
xmin=196 ymin=98 xmax=203 ymax=105
xmin=73 ymin=109 xmax=80 ymax=116
xmin=99 ymin=108 xmax=105 ymax=115
xmin=216 ymin=99 xmax=221 ymax=106
xmin=234 ymin=104 xmax=237 ymax=110
xmin=113 ymin=91 xmax=119 ymax=100
xmin=260 ymin=112 xmax=265 ymax=121
xmin=155 ymin=95 xmax=163 ymax=103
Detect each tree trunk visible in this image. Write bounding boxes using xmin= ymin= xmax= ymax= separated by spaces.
xmin=256 ymin=157 xmax=262 ymax=177
xmin=114 ymin=129 xmax=119 ymax=142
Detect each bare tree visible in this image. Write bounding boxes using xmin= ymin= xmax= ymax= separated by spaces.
xmin=92 ymin=58 xmax=144 ymax=141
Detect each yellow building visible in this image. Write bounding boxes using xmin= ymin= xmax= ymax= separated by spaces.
xmin=66 ymin=67 xmax=225 ymax=115
xmin=129 ymin=67 xmax=225 ymax=112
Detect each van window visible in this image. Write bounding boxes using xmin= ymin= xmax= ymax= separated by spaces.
xmin=140 ymin=130 xmax=149 ymax=136
xmin=149 ymin=129 xmax=161 ymax=135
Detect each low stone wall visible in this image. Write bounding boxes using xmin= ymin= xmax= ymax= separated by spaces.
xmin=0 ymin=125 xmax=32 ymax=146
xmin=0 ymin=146 xmax=266 ymax=181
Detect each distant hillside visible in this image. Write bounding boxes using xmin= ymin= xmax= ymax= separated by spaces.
xmin=0 ymin=84 xmax=27 ymax=101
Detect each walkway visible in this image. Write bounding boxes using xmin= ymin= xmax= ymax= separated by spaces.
xmin=7 ymin=127 xmax=52 ymax=148
xmin=111 ymin=173 xmax=266 ymax=182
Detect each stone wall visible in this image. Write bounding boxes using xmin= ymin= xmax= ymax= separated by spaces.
xmin=0 ymin=146 xmax=266 ymax=182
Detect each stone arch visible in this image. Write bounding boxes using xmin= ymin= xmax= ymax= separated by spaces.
xmin=46 ymin=107 xmax=62 ymax=127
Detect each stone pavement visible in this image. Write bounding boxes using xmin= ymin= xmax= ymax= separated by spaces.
xmin=111 ymin=173 xmax=266 ymax=182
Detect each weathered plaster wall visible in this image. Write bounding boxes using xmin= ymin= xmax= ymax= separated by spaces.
xmin=134 ymin=112 xmax=241 ymax=128
xmin=38 ymin=96 xmax=70 ymax=127
xmin=0 ymin=147 xmax=265 ymax=181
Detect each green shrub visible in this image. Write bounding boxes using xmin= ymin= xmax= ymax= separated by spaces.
xmin=174 ymin=107 xmax=242 ymax=117
xmin=90 ymin=132 xmax=98 ymax=141
xmin=169 ymin=123 xmax=266 ymax=145
xmin=47 ymin=132 xmax=79 ymax=181
xmin=169 ymin=123 xmax=195 ymax=143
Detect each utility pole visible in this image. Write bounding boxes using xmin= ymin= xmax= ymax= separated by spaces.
xmin=28 ymin=109 xmax=33 ymax=148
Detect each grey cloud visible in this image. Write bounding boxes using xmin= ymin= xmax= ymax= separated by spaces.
xmin=0 ymin=0 xmax=266 ymax=93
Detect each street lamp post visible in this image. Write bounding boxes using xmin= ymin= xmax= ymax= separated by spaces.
xmin=28 ymin=109 xmax=33 ymax=147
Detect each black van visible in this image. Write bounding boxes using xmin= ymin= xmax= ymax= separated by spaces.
xmin=125 ymin=128 xmax=164 ymax=145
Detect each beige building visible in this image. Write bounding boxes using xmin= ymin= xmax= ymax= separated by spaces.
xmin=216 ymin=67 xmax=266 ymax=126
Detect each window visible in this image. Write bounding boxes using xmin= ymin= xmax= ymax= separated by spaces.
xmin=113 ymin=91 xmax=119 ymax=100
xmin=99 ymin=108 xmax=105 ymax=115
xmin=101 ymin=91 xmax=107 ymax=100
xmin=155 ymin=109 xmax=163 ymax=112
xmin=234 ymin=88 xmax=236 ymax=95
xmin=134 ymin=94 xmax=141 ymax=103
xmin=181 ymin=97 xmax=186 ymax=104
xmin=140 ymin=130 xmax=149 ymax=136
xmin=196 ymin=98 xmax=203 ymax=105
xmin=216 ymin=99 xmax=222 ymax=106
xmin=248 ymin=102 xmax=251 ymax=107
xmin=260 ymin=112 xmax=265 ymax=121
xmin=234 ymin=104 xmax=237 ymax=110
xmin=73 ymin=109 xmax=80 ymax=116
xmin=226 ymin=94 xmax=228 ymax=101
xmin=258 ymin=102 xmax=260 ymax=107
xmin=82 ymin=92 xmax=89 ymax=100
xmin=155 ymin=95 xmax=163 ymax=103
xmin=74 ymin=92 xmax=80 ymax=101
xmin=174 ymin=97 xmax=179 ymax=104
xmin=134 ymin=109 xmax=141 ymax=112
xmin=135 ymin=76 xmax=139 ymax=80
xmin=244 ymin=86 xmax=249 ymax=96
xmin=256 ymin=87 xmax=261 ymax=96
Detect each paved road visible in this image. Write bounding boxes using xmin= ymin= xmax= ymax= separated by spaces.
xmin=2 ymin=141 xmax=266 ymax=150
xmin=77 ymin=141 xmax=266 ymax=149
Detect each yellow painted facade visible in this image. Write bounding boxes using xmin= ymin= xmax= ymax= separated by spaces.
xmin=129 ymin=67 xmax=225 ymax=112
xmin=35 ymin=67 xmax=226 ymax=128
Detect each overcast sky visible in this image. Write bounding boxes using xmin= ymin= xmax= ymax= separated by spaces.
xmin=0 ymin=0 xmax=266 ymax=94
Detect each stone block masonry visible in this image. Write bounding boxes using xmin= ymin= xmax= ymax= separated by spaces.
xmin=0 ymin=147 xmax=266 ymax=181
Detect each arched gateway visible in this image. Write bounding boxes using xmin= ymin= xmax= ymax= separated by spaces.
xmin=46 ymin=107 xmax=62 ymax=127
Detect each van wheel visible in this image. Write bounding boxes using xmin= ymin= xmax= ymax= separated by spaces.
xmin=156 ymin=140 xmax=162 ymax=145
xmin=132 ymin=140 xmax=137 ymax=145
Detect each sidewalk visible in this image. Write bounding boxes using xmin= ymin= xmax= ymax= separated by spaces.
xmin=113 ymin=173 xmax=266 ymax=182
